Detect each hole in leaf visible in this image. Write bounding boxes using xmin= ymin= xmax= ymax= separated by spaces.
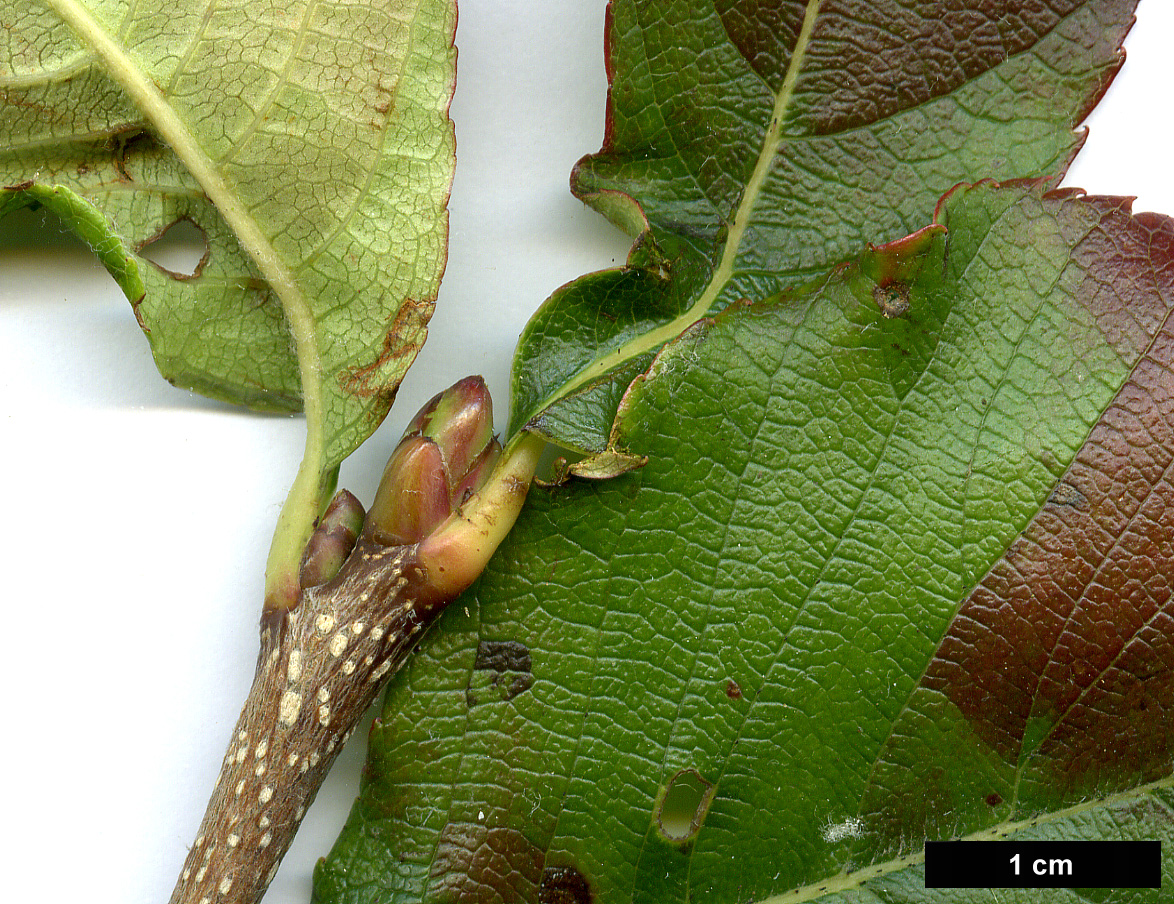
xmin=137 ymin=218 xmax=208 ymax=278
xmin=873 ymin=281 xmax=911 ymax=318
xmin=655 ymin=769 xmax=714 ymax=843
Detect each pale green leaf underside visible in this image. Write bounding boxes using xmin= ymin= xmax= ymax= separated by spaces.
xmin=1 ymin=0 xmax=457 ymax=468
xmin=2 ymin=137 xmax=303 ymax=410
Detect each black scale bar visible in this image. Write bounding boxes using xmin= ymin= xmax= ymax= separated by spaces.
xmin=924 ymin=841 xmax=1162 ymax=889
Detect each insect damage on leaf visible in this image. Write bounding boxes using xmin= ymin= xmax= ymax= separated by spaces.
xmin=872 ymin=283 xmax=911 ymax=319
xmin=849 ymin=185 xmax=1174 ymax=860
xmin=341 ymin=297 xmax=436 ymax=407
xmin=3 ymin=0 xmax=458 ymax=478
xmin=516 ymin=0 xmax=1136 ymax=459
xmin=539 ymin=865 xmax=593 ymax=904
xmin=469 ymin=639 xmax=534 ymax=705
xmin=474 ymin=639 xmax=533 ymax=673
xmin=655 ymin=769 xmax=716 ymax=844
xmin=325 ymin=178 xmax=1174 ymax=902
xmin=135 ymin=217 xmax=209 ymax=280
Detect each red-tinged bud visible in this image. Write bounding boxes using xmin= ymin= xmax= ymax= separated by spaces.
xmin=366 ymin=376 xmax=499 ymax=548
xmin=299 ymin=490 xmax=365 ymax=589
xmin=417 ymin=432 xmax=544 ymax=604
xmin=170 ymin=422 xmax=543 ymax=904
xmin=405 ymin=375 xmax=495 ymax=498
xmin=366 ymin=436 xmax=451 ymax=546
xmin=452 ymin=437 xmax=502 ymax=508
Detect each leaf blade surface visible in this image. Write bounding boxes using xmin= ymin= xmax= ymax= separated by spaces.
xmin=1 ymin=0 xmax=457 ymax=466
xmin=511 ymin=0 xmax=1137 ymax=450
xmin=320 ymin=182 xmax=1174 ymax=903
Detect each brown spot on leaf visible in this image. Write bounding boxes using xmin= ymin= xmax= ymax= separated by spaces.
xmin=1047 ymin=481 xmax=1087 ymax=509
xmin=985 ymin=792 xmax=1003 ymax=807
xmin=370 ymin=71 xmax=395 ymax=123
xmin=109 ymin=128 xmax=152 ymax=182
xmin=475 ymin=640 xmax=532 ymax=674
xmin=726 ymin=679 xmax=743 ymax=699
xmin=341 ymin=298 xmax=434 ymax=405
xmin=539 ymin=866 xmax=592 ymax=904
xmin=431 ymin=821 xmax=544 ymax=904
xmin=503 ymin=673 xmax=534 ymax=701
xmin=470 ymin=640 xmax=534 ymax=704
xmin=873 ymin=282 xmax=911 ymax=318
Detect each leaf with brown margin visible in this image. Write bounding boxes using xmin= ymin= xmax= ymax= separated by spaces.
xmin=510 ymin=0 xmax=1137 ymax=454
xmin=857 ymin=196 xmax=1174 ymax=853
xmin=320 ymin=182 xmax=1173 ymax=903
xmin=2 ymin=0 xmax=456 ymax=457
xmin=1 ymin=0 xmax=458 ymax=596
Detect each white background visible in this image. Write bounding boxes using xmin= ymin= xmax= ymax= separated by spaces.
xmin=1 ymin=2 xmax=1172 ymax=901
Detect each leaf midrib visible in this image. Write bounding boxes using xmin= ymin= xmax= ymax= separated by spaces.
xmin=756 ymin=773 xmax=1173 ymax=904
xmin=519 ymin=0 xmax=824 ymax=434
xmin=44 ymin=0 xmax=327 ymax=598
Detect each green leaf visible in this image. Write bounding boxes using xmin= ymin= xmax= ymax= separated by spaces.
xmin=1 ymin=0 xmax=457 ymax=592
xmin=1 ymin=149 xmax=304 ymax=411
xmin=510 ymin=0 xmax=1136 ymax=451
xmin=318 ymin=182 xmax=1173 ymax=902
xmin=3 ymin=0 xmax=456 ymax=460
xmin=1 ymin=180 xmax=144 ymax=304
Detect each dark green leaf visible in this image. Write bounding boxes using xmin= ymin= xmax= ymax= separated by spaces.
xmin=320 ymin=182 xmax=1173 ymax=903
xmin=511 ymin=0 xmax=1136 ymax=452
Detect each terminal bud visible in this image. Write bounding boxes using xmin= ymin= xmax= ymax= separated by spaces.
xmin=365 ymin=376 xmax=498 ymax=547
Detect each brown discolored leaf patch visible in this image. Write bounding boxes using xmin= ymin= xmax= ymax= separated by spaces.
xmin=475 ymin=640 xmax=532 ymax=673
xmin=926 ymin=199 xmax=1174 ymax=796
xmin=718 ymin=0 xmax=1134 ymax=134
xmin=431 ymin=822 xmax=545 ymax=904
xmin=470 ymin=640 xmax=534 ymax=703
xmin=341 ymin=297 xmax=435 ymax=403
xmin=539 ymin=865 xmax=592 ymax=904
